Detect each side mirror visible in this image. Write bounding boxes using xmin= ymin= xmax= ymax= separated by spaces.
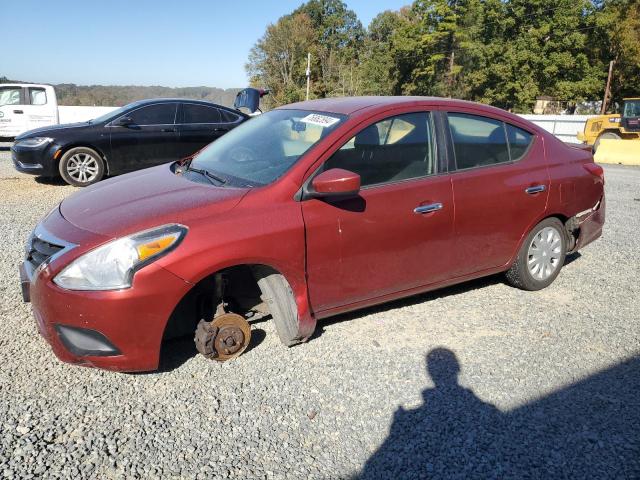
xmin=306 ymin=168 xmax=361 ymax=199
xmin=113 ymin=116 xmax=134 ymax=127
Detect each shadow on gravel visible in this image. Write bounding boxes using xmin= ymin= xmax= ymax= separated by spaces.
xmin=34 ymin=176 xmax=71 ymax=186
xmin=155 ymin=328 xmax=267 ymax=373
xmin=360 ymin=348 xmax=640 ymax=479
xmin=314 ymin=253 xmax=584 ymax=340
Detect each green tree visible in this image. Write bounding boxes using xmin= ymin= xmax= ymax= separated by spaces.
xmin=246 ymin=13 xmax=316 ymax=107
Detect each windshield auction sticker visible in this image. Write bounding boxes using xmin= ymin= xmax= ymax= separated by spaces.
xmin=300 ymin=113 xmax=340 ymax=127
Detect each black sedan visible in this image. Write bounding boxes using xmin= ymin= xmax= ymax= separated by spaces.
xmin=11 ymin=90 xmax=264 ymax=186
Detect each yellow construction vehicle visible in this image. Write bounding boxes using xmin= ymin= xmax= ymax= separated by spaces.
xmin=578 ymin=98 xmax=640 ymax=165
xmin=577 ymin=97 xmax=640 ymax=149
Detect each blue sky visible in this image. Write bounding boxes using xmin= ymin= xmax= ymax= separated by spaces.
xmin=4 ymin=0 xmax=409 ymax=89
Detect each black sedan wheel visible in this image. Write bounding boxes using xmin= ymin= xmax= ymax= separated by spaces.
xmin=59 ymin=147 xmax=105 ymax=187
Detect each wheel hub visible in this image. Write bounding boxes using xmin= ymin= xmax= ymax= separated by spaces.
xmin=194 ymin=312 xmax=251 ymax=362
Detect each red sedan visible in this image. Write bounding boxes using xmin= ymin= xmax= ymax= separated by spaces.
xmin=20 ymin=97 xmax=605 ymax=371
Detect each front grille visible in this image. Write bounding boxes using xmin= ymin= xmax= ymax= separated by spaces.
xmin=26 ymin=236 xmax=65 ymax=271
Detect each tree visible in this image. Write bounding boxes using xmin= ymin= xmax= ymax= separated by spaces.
xmin=246 ymin=13 xmax=316 ymax=107
xmin=357 ymin=10 xmax=408 ymax=95
xmin=293 ymin=0 xmax=365 ymax=97
xmin=590 ymin=0 xmax=640 ymax=108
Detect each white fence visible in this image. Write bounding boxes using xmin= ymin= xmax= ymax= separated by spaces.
xmin=519 ymin=114 xmax=594 ymax=144
xmin=58 ymin=106 xmax=118 ymax=124
xmin=57 ymin=106 xmax=593 ymax=144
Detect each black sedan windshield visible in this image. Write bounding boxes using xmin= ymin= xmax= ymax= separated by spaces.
xmin=189 ymin=109 xmax=345 ymax=186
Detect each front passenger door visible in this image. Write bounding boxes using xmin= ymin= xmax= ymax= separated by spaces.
xmin=302 ymin=110 xmax=455 ymax=313
xmin=109 ymin=103 xmax=178 ymax=172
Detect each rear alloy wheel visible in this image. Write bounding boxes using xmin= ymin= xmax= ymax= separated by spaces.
xmin=59 ymin=147 xmax=105 ymax=187
xmin=505 ymin=218 xmax=567 ymax=291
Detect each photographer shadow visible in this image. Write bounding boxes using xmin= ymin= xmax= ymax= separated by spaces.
xmin=361 ymin=348 xmax=639 ymax=479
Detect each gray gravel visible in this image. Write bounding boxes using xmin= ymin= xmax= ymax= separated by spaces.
xmin=0 ymin=144 xmax=638 ymax=479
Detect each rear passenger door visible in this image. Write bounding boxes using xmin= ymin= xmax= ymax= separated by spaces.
xmin=177 ymin=103 xmax=236 ymax=158
xmin=445 ymin=111 xmax=549 ymax=277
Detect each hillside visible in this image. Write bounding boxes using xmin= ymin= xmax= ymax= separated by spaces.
xmin=0 ymin=77 xmax=242 ymax=107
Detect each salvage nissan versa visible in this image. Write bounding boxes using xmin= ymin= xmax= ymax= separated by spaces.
xmin=20 ymin=97 xmax=605 ymax=372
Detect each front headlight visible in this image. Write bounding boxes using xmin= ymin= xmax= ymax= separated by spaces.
xmin=54 ymin=224 xmax=187 ymax=291
xmin=18 ymin=137 xmax=54 ymax=148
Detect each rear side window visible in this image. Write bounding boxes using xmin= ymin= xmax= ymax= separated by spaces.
xmin=0 ymin=87 xmax=22 ymax=106
xmin=325 ymin=112 xmax=435 ymax=187
xmin=221 ymin=110 xmax=241 ymax=123
xmin=128 ymin=104 xmax=177 ymax=125
xmin=506 ymin=124 xmax=533 ymax=160
xmin=448 ymin=113 xmax=510 ymax=169
xmin=29 ymin=88 xmax=47 ymax=105
xmin=183 ymin=103 xmax=221 ymax=124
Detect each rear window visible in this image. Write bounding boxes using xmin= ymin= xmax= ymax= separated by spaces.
xmin=506 ymin=124 xmax=534 ymax=160
xmin=448 ymin=113 xmax=510 ymax=169
xmin=448 ymin=113 xmax=534 ymax=169
xmin=183 ymin=104 xmax=221 ymax=124
xmin=29 ymin=88 xmax=47 ymax=106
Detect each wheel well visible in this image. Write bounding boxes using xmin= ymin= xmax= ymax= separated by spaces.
xmin=57 ymin=144 xmax=110 ymax=175
xmin=161 ymin=264 xmax=279 ymax=341
xmin=544 ymin=213 xmax=579 ymax=250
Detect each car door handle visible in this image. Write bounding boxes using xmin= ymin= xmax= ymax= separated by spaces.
xmin=161 ymin=128 xmax=176 ymax=132
xmin=525 ymin=185 xmax=546 ymax=194
xmin=414 ymin=202 xmax=443 ymax=214
xmin=213 ymin=127 xmax=229 ymax=133
xmin=13 ymin=110 xmax=24 ymax=114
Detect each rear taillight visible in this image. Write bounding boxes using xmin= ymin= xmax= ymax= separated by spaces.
xmin=583 ymin=163 xmax=605 ymax=183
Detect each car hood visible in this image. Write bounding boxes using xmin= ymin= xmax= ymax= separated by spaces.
xmin=15 ymin=122 xmax=92 ymax=140
xmin=60 ymin=164 xmax=250 ymax=237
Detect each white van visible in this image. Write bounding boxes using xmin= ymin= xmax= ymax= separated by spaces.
xmin=0 ymin=84 xmax=59 ymax=138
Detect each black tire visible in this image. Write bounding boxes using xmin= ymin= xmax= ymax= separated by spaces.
xmin=593 ymin=131 xmax=621 ymax=152
xmin=505 ymin=218 xmax=567 ymax=291
xmin=58 ymin=147 xmax=105 ymax=187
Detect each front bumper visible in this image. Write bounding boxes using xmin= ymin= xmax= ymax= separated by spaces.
xmin=21 ymin=210 xmax=192 ymax=372
xmin=11 ymin=141 xmax=61 ymax=176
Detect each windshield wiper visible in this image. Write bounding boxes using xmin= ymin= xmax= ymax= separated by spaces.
xmin=185 ymin=165 xmax=227 ymax=185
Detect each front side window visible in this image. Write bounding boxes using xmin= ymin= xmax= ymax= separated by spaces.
xmin=324 ymin=112 xmax=435 ymax=187
xmin=448 ymin=113 xmax=510 ymax=169
xmin=190 ymin=109 xmax=345 ymax=187
xmin=29 ymin=88 xmax=47 ymax=106
xmin=221 ymin=110 xmax=241 ymax=123
xmin=128 ymin=103 xmax=177 ymax=125
xmin=0 ymin=87 xmax=21 ymax=106
xmin=183 ymin=103 xmax=221 ymax=124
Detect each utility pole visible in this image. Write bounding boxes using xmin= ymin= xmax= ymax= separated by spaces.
xmin=306 ymin=53 xmax=311 ymax=101
xmin=601 ymin=60 xmax=615 ymax=114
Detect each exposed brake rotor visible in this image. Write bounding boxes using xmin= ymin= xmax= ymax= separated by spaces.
xmin=195 ymin=313 xmax=252 ymax=362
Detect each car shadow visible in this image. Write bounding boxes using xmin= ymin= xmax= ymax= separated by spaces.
xmin=34 ymin=176 xmax=69 ymax=186
xmin=358 ymin=349 xmax=640 ymax=478
xmin=155 ymin=326 xmax=267 ymax=373
xmin=312 ymin=253 xmax=583 ymax=341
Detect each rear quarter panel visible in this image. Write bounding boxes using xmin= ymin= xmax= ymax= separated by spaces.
xmin=544 ymin=135 xmax=604 ymax=218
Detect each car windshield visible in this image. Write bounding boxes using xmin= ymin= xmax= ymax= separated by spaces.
xmin=189 ymin=109 xmax=346 ymax=187
xmin=90 ymin=104 xmax=138 ymax=124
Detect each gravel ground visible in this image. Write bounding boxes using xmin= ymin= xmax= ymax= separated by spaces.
xmin=0 ymin=144 xmax=638 ymax=479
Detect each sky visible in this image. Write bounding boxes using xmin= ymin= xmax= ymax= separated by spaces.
xmin=4 ymin=0 xmax=410 ymax=89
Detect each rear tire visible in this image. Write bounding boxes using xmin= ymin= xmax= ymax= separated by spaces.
xmin=59 ymin=147 xmax=105 ymax=187
xmin=505 ymin=218 xmax=567 ymax=291
xmin=593 ymin=131 xmax=621 ymax=152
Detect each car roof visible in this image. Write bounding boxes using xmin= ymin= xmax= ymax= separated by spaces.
xmin=279 ymin=96 xmax=516 ymax=118
xmin=125 ymin=97 xmax=239 ymax=112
